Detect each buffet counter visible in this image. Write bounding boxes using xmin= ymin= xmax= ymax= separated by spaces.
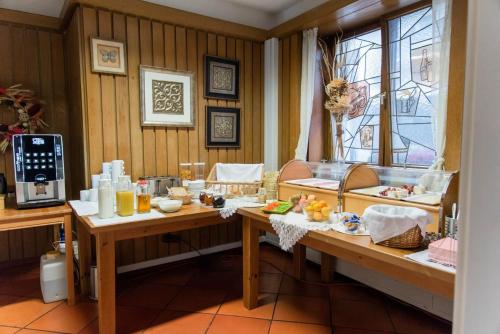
xmin=237 ymin=206 xmax=455 ymax=310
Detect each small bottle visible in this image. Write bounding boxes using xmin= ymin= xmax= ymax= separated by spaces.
xmin=116 ymin=175 xmax=134 ymax=216
xmin=98 ymin=178 xmax=114 ymax=219
xmin=137 ymin=178 xmax=151 ymax=214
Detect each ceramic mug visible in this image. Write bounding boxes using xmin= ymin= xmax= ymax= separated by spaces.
xmin=89 ymin=188 xmax=98 ymax=202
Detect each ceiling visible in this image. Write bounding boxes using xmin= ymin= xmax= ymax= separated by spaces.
xmin=0 ymin=0 xmax=329 ymax=30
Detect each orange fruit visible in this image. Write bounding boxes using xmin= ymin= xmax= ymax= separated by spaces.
xmin=313 ymin=212 xmax=323 ymax=221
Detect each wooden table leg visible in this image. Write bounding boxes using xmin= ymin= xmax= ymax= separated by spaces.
xmin=64 ymin=214 xmax=75 ymax=305
xmin=96 ymin=231 xmax=116 ymax=334
xmin=292 ymin=244 xmax=306 ymax=280
xmin=321 ymin=253 xmax=336 ymax=283
xmin=243 ymin=216 xmax=259 ymax=309
xmin=77 ymin=220 xmax=91 ymax=297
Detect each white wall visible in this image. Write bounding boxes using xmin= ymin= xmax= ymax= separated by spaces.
xmin=453 ymin=0 xmax=500 ymax=333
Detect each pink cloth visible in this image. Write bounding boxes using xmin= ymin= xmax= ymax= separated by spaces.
xmin=428 ymin=237 xmax=458 ymax=267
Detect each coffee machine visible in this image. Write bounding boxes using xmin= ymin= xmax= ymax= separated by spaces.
xmin=12 ymin=134 xmax=65 ymax=209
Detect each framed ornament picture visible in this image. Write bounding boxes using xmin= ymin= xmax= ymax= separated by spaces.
xmin=140 ymin=65 xmax=196 ymax=127
xmin=90 ymin=37 xmax=127 ymax=75
xmin=206 ymin=106 xmax=240 ymax=148
xmin=204 ymin=55 xmax=239 ymax=100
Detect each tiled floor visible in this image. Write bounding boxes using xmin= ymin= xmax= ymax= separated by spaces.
xmin=0 ymin=244 xmax=452 ymax=333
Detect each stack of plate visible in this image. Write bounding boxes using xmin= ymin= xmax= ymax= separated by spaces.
xmin=188 ymin=180 xmax=205 ymax=197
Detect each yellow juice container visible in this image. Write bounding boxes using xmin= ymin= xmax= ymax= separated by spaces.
xmin=116 ymin=191 xmax=134 ymax=216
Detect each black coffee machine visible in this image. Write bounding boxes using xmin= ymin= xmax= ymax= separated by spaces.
xmin=12 ymin=134 xmax=65 ymax=209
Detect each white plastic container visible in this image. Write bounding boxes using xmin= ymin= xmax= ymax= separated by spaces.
xmin=40 ymin=253 xmax=67 ymax=303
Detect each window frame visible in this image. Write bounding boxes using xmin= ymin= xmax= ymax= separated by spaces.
xmin=328 ymin=0 xmax=434 ymax=168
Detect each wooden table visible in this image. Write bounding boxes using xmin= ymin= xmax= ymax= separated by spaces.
xmin=237 ymin=207 xmax=455 ymax=309
xmin=73 ymin=204 xmax=232 ymax=334
xmin=0 ymin=201 xmax=75 ymax=305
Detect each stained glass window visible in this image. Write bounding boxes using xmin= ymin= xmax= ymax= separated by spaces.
xmin=388 ymin=7 xmax=437 ymax=166
xmin=335 ymin=29 xmax=382 ymax=163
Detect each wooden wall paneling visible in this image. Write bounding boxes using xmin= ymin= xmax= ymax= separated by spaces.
xmin=113 ymin=13 xmax=132 ymax=178
xmin=288 ymin=33 xmax=301 ymax=160
xmin=186 ymin=28 xmax=201 ymax=249
xmin=98 ymin=10 xmax=118 ymax=163
xmin=152 ymin=21 xmax=168 ymax=176
xmin=252 ymin=42 xmax=262 ymax=163
xmin=138 ymin=18 xmax=159 ymax=261
xmin=126 ymin=16 xmax=143 ymax=181
xmin=243 ymin=41 xmax=253 ymax=163
xmin=206 ymin=33 xmax=219 ymax=173
xmin=0 ymin=25 xmax=10 ymax=183
xmin=164 ymin=24 xmax=178 ymax=176
xmin=280 ymin=37 xmax=291 ymax=166
xmin=260 ymin=43 xmax=265 ymax=163
xmin=82 ymin=7 xmax=103 ymax=175
xmin=235 ymin=39 xmax=245 ymax=164
xmin=140 ymin=19 xmax=156 ymax=179
xmin=197 ymin=31 xmax=211 ymax=250
xmin=65 ymin=8 xmax=88 ymax=199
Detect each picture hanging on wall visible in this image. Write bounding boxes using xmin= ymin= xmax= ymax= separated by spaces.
xmin=140 ymin=65 xmax=196 ymax=127
xmin=90 ymin=37 xmax=127 ymax=75
xmin=206 ymin=106 xmax=240 ymax=148
xmin=204 ymin=55 xmax=239 ymax=100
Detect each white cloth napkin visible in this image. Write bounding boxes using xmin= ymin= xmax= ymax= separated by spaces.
xmin=215 ymin=163 xmax=263 ymax=182
xmin=363 ymin=204 xmax=432 ymax=244
xmin=269 ymin=212 xmax=337 ymax=251
xmin=69 ymin=200 xmax=98 ymax=216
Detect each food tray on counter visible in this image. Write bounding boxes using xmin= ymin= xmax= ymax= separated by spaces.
xmin=261 ymin=201 xmax=293 ymax=214
xmin=349 ymin=187 xmax=441 ymax=206
xmin=284 ymin=178 xmax=340 ymax=191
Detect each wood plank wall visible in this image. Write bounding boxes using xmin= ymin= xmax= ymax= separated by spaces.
xmin=67 ymin=6 xmax=264 ymax=265
xmin=278 ymin=32 xmax=302 ymax=167
xmin=0 ymin=22 xmax=70 ymax=263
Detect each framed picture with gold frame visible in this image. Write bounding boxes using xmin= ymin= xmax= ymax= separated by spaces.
xmin=140 ymin=65 xmax=196 ymax=127
xmin=204 ymin=55 xmax=239 ymax=100
xmin=206 ymin=106 xmax=240 ymax=147
xmin=90 ymin=37 xmax=127 ymax=75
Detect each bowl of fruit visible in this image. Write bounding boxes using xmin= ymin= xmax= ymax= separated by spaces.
xmin=304 ymin=200 xmax=333 ymax=222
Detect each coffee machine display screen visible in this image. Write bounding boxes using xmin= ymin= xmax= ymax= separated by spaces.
xmin=14 ymin=135 xmax=63 ymax=183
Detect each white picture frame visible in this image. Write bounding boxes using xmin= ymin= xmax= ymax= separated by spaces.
xmin=140 ymin=65 xmax=196 ymax=127
xmin=90 ymin=37 xmax=127 ymax=75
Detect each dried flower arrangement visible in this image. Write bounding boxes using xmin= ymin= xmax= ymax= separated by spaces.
xmin=318 ymin=35 xmax=351 ymax=161
xmin=0 ymin=84 xmax=47 ymax=152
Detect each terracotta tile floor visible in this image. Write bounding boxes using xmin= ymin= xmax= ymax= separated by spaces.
xmin=0 ymin=244 xmax=452 ymax=333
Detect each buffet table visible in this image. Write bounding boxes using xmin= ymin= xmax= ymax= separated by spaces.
xmin=237 ymin=207 xmax=455 ymax=310
xmin=0 ymin=201 xmax=75 ymax=305
xmin=73 ymin=204 xmax=233 ymax=334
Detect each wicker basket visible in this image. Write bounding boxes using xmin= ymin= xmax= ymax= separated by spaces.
xmin=206 ymin=164 xmax=263 ymax=197
xmin=377 ymin=225 xmax=423 ymax=249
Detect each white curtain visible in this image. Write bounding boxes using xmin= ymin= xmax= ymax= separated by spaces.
xmin=430 ymin=0 xmax=452 ymax=170
xmin=294 ymin=27 xmax=318 ymax=161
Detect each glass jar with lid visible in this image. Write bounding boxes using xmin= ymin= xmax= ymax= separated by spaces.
xmin=193 ymin=162 xmax=205 ymax=180
xmin=179 ymin=163 xmax=192 ymax=187
xmin=116 ymin=175 xmax=134 ymax=216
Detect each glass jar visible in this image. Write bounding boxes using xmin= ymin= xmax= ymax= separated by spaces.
xmin=116 ymin=175 xmax=134 ymax=216
xmin=98 ymin=178 xmax=114 ymax=219
xmin=136 ymin=179 xmax=151 ymax=214
xmin=180 ymin=162 xmax=192 ymax=181
xmin=193 ymin=162 xmax=205 ymax=180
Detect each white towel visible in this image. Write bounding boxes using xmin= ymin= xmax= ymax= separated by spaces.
xmin=215 ymin=163 xmax=263 ymax=182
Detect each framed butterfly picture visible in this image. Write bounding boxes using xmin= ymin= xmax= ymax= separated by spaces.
xmin=90 ymin=37 xmax=127 ymax=75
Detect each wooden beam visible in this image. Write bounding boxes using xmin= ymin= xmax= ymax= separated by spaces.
xmin=63 ymin=0 xmax=267 ymax=41
xmin=0 ymin=8 xmax=60 ymax=30
xmin=269 ymin=0 xmax=423 ymax=38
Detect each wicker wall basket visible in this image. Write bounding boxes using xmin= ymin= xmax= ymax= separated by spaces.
xmin=206 ymin=164 xmax=263 ymax=197
xmin=377 ymin=225 xmax=423 ymax=249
